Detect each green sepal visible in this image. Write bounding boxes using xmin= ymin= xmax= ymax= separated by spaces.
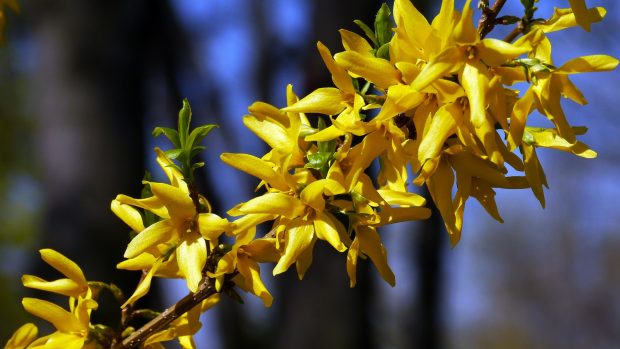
xmin=354 ymin=19 xmax=378 ymax=47
xmin=374 ymin=3 xmax=392 ymax=46
xmin=152 ymin=127 xmax=181 ymax=148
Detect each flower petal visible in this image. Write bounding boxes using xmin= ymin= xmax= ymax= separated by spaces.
xmin=21 ymin=276 xmax=84 ymax=298
xmin=317 ymin=41 xmax=354 ymax=94
xmin=39 ymin=249 xmax=86 ymax=287
xmin=4 ymin=323 xmax=38 ymax=349
xmin=334 ymin=51 xmax=402 ymax=89
xmin=228 ymin=192 xmax=306 ymax=218
xmin=220 ymin=153 xmax=289 ymax=191
xmin=111 ymin=200 xmax=145 ymax=233
xmin=356 ymin=226 xmax=395 ymax=286
xmin=22 ymin=298 xmax=83 ymax=333
xmin=273 ymin=220 xmax=315 ymax=275
xmin=177 ymin=234 xmax=207 ymax=293
xmin=282 ymin=87 xmax=346 ymax=115
xmin=313 ymin=211 xmax=346 ymax=252
xmin=125 ymin=220 xmax=174 ymax=259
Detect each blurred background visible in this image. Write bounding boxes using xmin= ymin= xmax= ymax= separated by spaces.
xmin=0 ymin=0 xmax=618 ymax=348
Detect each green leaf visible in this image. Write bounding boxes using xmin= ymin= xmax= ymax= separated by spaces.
xmin=354 ymin=19 xmax=378 ymax=47
xmin=186 ymin=124 xmax=218 ymax=150
xmin=190 ymin=146 xmax=206 ymax=159
xmin=152 ymin=127 xmax=181 ymax=148
xmin=374 ymin=3 xmax=392 ymax=46
xmin=376 ymin=43 xmax=390 ymax=60
xmin=178 ymin=98 xmax=192 ymax=147
xmin=165 ymin=148 xmax=184 ymax=160
xmin=305 ymin=152 xmax=333 ymax=171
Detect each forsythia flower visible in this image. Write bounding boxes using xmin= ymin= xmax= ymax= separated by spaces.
xmin=113 ymin=148 xmax=232 ymax=304
xmin=19 ymin=250 xmax=98 ymax=349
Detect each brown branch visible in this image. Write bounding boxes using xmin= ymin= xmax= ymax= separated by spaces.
xmin=503 ymin=21 xmax=525 ymax=43
xmin=112 ymin=276 xmax=219 ymax=349
xmin=477 ymin=0 xmax=508 ymax=39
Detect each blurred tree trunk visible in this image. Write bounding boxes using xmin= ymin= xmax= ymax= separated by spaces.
xmin=28 ymin=0 xmax=184 ymax=325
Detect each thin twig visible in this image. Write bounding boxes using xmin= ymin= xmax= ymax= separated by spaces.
xmin=477 ymin=0 xmax=508 ymax=39
xmin=112 ymin=277 xmax=219 ymax=349
xmin=503 ymin=21 xmax=524 ymax=43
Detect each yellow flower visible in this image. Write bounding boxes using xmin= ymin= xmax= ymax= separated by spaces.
xmin=507 ymin=30 xmax=619 ymax=149
xmin=283 ymin=42 xmax=370 ymax=140
xmin=18 ymin=249 xmax=98 ymax=349
xmin=210 ymin=218 xmax=279 ymax=307
xmin=22 ymin=249 xmax=89 ymax=298
xmin=3 ymin=323 xmax=38 ymax=349
xmin=113 ymin=148 xmax=232 ymax=299
xmin=21 ymin=296 xmax=98 ymax=349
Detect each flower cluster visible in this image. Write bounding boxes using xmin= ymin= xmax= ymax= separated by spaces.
xmin=4 ymin=0 xmax=618 ymax=348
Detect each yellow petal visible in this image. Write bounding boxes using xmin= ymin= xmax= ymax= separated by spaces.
xmin=508 ymin=88 xmax=536 ymax=150
xmin=521 ymin=144 xmax=547 ymax=207
xmin=243 ymin=238 xmax=280 ymax=263
xmin=339 ymin=29 xmax=373 ymax=55
xmin=124 ymin=220 xmax=174 ymax=259
xmin=282 ymin=87 xmax=346 ymax=115
xmin=313 ymin=211 xmax=346 ymax=252
xmin=346 ymin=238 xmax=360 ymax=287
xmin=300 ymin=179 xmax=345 ymax=211
xmin=197 ymin=213 xmax=231 ymax=241
xmin=356 ymin=226 xmax=395 ymax=286
xmin=4 ymin=323 xmax=38 ymax=349
xmin=39 ymin=249 xmax=86 ymax=286
xmin=154 ymin=147 xmax=188 ymax=192
xmin=111 ymin=200 xmax=145 ymax=233
xmin=334 ymin=51 xmax=401 ymax=89
xmin=418 ymin=103 xmax=457 ymax=164
xmin=22 ymin=298 xmax=83 ymax=333
xmin=427 ymin=158 xmax=459 ymax=246
xmin=374 ymin=84 xmax=425 ymax=123
xmin=536 ymin=6 xmax=605 ymax=33
xmin=470 ymin=178 xmax=503 ymax=222
xmin=116 ymin=252 xmax=157 ymax=270
xmin=393 ymin=0 xmax=431 ymax=48
xmin=114 ymin=194 xmax=168 ymax=219
xmin=237 ymin=255 xmax=273 ymax=307
xmin=453 ymin=0 xmax=477 ymax=44
xmin=295 ymin=236 xmax=316 ymax=280
xmin=411 ymin=46 xmax=464 ymax=92
xmin=317 ymin=41 xmax=354 ymax=94
xmin=535 ymin=76 xmax=576 ymax=143
xmin=478 ymin=38 xmax=530 ymax=66
xmin=220 ymin=153 xmax=289 ymax=191
xmin=228 ymin=192 xmax=306 ymax=218
xmin=243 ymin=114 xmax=292 ymax=152
xmin=21 ymin=276 xmax=84 ymax=298
xmin=558 ymin=55 xmax=619 ymax=74
xmin=377 ymin=189 xmax=426 ymax=207
xmin=177 ymin=234 xmax=207 ymax=293
xmin=568 ymin=0 xmax=592 ymax=31
xmin=148 ymin=182 xmax=195 ymax=220
xmin=273 ymin=220 xmax=315 ymax=275
xmin=122 ymin=258 xmax=163 ymax=307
